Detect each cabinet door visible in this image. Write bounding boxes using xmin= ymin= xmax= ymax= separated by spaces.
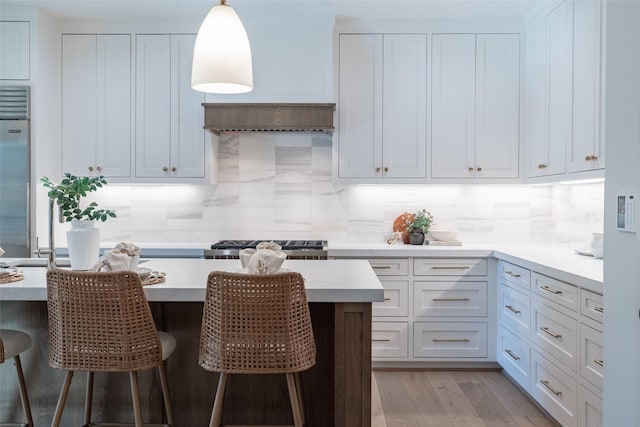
xmin=62 ymin=35 xmax=97 ymax=176
xmin=546 ymin=1 xmax=570 ymax=175
xmin=568 ymin=0 xmax=603 ymax=173
xmin=0 ymin=21 xmax=29 ymax=80
xmin=170 ymin=35 xmax=204 ymax=178
xmin=431 ymin=34 xmax=476 ymax=178
xmin=382 ymin=34 xmax=426 ymax=178
xmin=338 ymin=34 xmax=383 ymax=178
xmin=475 ymin=34 xmax=520 ymax=178
xmin=136 ymin=35 xmax=171 ymax=178
xmin=95 ymin=35 xmax=131 ymax=178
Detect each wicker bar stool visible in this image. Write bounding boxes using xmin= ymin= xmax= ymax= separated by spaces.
xmin=199 ymin=271 xmax=316 ymax=427
xmin=46 ymin=268 xmax=176 ymax=427
xmin=0 ymin=329 xmax=34 ymax=427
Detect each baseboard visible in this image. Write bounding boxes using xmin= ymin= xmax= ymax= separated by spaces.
xmin=372 ymin=361 xmax=502 ymax=370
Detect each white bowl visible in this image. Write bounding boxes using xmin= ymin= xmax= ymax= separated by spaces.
xmin=428 ymin=230 xmax=459 ymax=242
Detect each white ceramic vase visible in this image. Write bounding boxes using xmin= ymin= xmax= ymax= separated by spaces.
xmin=67 ymin=220 xmax=100 ymax=270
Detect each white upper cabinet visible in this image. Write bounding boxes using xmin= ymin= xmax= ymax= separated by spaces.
xmin=338 ymin=33 xmax=426 ymax=179
xmin=431 ymin=33 xmax=520 ymax=179
xmin=62 ymin=34 xmax=131 ymax=178
xmin=135 ymin=34 xmax=205 ymax=179
xmin=568 ymin=0 xmax=604 ymax=173
xmin=0 ymin=21 xmax=29 ymax=80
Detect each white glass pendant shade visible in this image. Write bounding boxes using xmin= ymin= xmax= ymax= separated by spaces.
xmin=192 ymin=3 xmax=253 ymax=94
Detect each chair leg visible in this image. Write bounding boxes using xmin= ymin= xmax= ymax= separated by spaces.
xmin=209 ymin=373 xmax=228 ymax=427
xmin=286 ymin=373 xmax=303 ymax=427
xmin=84 ymin=371 xmax=94 ymax=425
xmin=294 ymin=372 xmax=306 ymax=426
xmin=51 ymin=371 xmax=74 ymax=427
xmin=158 ymin=362 xmax=176 ymax=427
xmin=13 ymin=355 xmax=34 ymax=427
xmin=129 ymin=371 xmax=143 ymax=427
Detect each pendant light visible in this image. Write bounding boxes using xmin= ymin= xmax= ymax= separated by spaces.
xmin=192 ymin=0 xmax=253 ymax=94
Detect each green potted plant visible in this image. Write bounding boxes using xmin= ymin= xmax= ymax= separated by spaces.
xmin=41 ymin=173 xmax=117 ymax=270
xmin=405 ymin=209 xmax=433 ymax=245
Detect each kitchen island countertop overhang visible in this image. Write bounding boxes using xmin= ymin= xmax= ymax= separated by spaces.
xmin=0 ymin=258 xmax=385 ymax=303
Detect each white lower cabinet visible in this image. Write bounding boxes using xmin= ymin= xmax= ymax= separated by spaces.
xmin=497 ymin=325 xmax=530 ymax=390
xmin=413 ymin=281 xmax=487 ymax=317
xmin=372 ymin=322 xmax=409 ymax=358
xmin=373 ymin=280 xmax=409 ymax=317
xmin=414 ymin=322 xmax=487 ymax=358
xmin=498 ymin=283 xmax=531 ymax=337
xmin=580 ymin=324 xmax=603 ymax=391
xmin=579 ymin=385 xmax=602 ymax=427
xmin=532 ymin=298 xmax=579 ymax=372
xmin=531 ymin=349 xmax=578 ymax=427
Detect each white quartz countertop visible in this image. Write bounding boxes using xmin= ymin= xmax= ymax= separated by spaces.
xmin=327 ymin=243 xmax=603 ymax=294
xmin=0 ymin=259 xmax=385 ymax=303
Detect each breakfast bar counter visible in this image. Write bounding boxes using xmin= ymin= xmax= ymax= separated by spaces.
xmin=0 ymin=259 xmax=384 ymax=427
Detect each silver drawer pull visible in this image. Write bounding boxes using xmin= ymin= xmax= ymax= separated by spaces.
xmin=594 ymin=359 xmax=604 ymax=367
xmin=505 ymin=305 xmax=521 ymax=314
xmin=383 ymin=298 xmax=391 ymax=301
xmin=431 ymin=266 xmax=471 ymax=270
xmin=594 ymin=306 xmax=604 ymax=313
xmin=505 ymin=270 xmax=521 ymax=278
xmin=540 ymin=380 xmax=562 ymax=396
xmin=372 ymin=338 xmax=391 ymax=342
xmin=505 ymin=349 xmax=521 ymax=361
xmin=540 ymin=285 xmax=562 ymax=295
xmin=372 ymin=265 xmax=392 ymax=269
xmin=432 ymin=338 xmax=470 ymax=343
xmin=540 ymin=326 xmax=562 ymax=339
xmin=432 ymin=298 xmax=470 ymax=302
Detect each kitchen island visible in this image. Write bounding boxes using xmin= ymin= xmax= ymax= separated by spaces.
xmin=0 ymin=259 xmax=384 ymax=427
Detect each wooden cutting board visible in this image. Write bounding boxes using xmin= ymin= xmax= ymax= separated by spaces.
xmin=393 ymin=213 xmax=414 ymax=244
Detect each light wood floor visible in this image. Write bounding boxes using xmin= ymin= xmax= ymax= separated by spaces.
xmin=372 ymin=370 xmax=559 ymax=427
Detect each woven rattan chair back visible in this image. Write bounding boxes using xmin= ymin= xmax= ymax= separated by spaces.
xmin=199 ymin=271 xmax=316 ymax=374
xmin=46 ymin=268 xmax=162 ymax=372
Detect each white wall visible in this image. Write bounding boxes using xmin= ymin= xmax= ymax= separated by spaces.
xmin=602 ymin=1 xmax=640 ymax=425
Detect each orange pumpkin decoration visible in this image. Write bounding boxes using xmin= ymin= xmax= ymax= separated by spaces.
xmin=393 ymin=212 xmax=414 ymax=244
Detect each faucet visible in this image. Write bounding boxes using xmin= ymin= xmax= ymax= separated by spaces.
xmin=34 ymin=198 xmax=56 ymax=269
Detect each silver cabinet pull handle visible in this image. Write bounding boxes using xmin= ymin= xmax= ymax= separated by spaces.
xmin=505 ymin=349 xmax=520 ymax=361
xmin=431 ymin=266 xmax=471 ymax=270
xmin=162 ymin=166 xmax=168 ymax=172
xmin=383 ymin=297 xmax=391 ymax=301
xmin=594 ymin=306 xmax=604 ymax=313
xmin=96 ymin=166 xmax=102 ymax=172
xmin=540 ymin=326 xmax=562 ymax=339
xmin=433 ymin=298 xmax=470 ymax=302
xmin=372 ymin=265 xmax=392 ymax=269
xmin=594 ymin=359 xmax=604 ymax=367
xmin=372 ymin=338 xmax=391 ymax=342
xmin=505 ymin=270 xmax=521 ymax=278
xmin=88 ymin=166 xmax=94 ymax=172
xmin=383 ymin=166 xmax=389 ymax=173
xmin=375 ymin=167 xmax=381 ymax=173
xmin=432 ymin=338 xmax=470 ymax=343
xmin=540 ymin=380 xmax=562 ymax=396
xmin=505 ymin=305 xmax=521 ymax=314
xmin=540 ymin=285 xmax=562 ymax=295
xmin=538 ymin=164 xmax=547 ymax=169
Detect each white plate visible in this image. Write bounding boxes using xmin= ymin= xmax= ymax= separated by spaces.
xmin=574 ymin=248 xmax=594 ymax=257
xmin=135 ymin=267 xmax=152 ymax=276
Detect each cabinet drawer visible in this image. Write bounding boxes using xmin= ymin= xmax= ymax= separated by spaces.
xmin=413 ymin=258 xmax=487 ymax=276
xmin=413 ymin=281 xmax=487 ymax=317
xmin=368 ymin=258 xmax=409 ymax=276
xmin=498 ymin=284 xmax=531 ymax=337
xmin=580 ymin=289 xmax=603 ymax=323
xmin=579 ymin=385 xmax=602 ymax=427
xmin=531 ymin=350 xmax=578 ymax=427
xmin=413 ymin=322 xmax=487 ymax=358
xmin=498 ymin=260 xmax=531 ymax=291
xmin=498 ymin=325 xmax=531 ymax=391
xmin=373 ymin=280 xmax=409 ymax=317
xmin=372 ymin=322 xmax=408 ymax=358
xmin=532 ymin=300 xmax=578 ymax=372
xmin=580 ymin=324 xmax=603 ymax=391
xmin=532 ymin=272 xmax=578 ymax=311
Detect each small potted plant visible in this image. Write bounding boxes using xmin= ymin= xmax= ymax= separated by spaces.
xmin=405 ymin=209 xmax=434 ymax=245
xmin=41 ymin=173 xmax=117 ymax=270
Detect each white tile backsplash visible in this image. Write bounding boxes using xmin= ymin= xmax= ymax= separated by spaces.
xmin=48 ymin=133 xmax=604 ymax=248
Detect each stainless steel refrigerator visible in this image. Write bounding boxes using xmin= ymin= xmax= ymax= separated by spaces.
xmin=0 ymin=86 xmax=30 ymax=257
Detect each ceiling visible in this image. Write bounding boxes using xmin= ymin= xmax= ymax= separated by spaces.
xmin=2 ymin=0 xmax=542 ymax=21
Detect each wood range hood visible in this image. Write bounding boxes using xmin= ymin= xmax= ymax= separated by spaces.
xmin=202 ymin=103 xmax=336 ymax=135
